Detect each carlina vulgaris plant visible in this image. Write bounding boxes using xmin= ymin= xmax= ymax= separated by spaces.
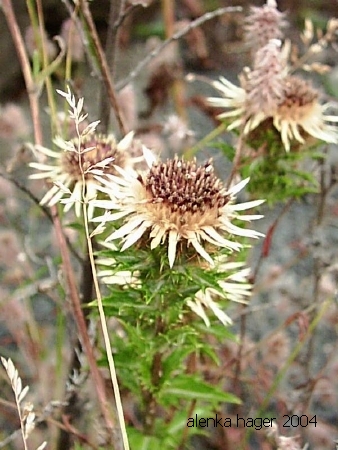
xmin=28 ymin=86 xmax=265 ymax=447
xmin=89 ymin=150 xmax=265 ymax=445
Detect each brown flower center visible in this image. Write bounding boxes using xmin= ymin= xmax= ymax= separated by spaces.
xmin=280 ymin=76 xmax=318 ymax=109
xmin=143 ymin=158 xmax=229 ymax=215
xmin=61 ymin=134 xmax=127 ymax=181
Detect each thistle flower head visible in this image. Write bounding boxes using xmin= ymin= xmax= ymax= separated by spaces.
xmin=273 ymin=76 xmax=338 ymax=151
xmin=60 ymin=133 xmax=130 ymax=179
xmin=30 ymin=131 xmax=134 ymax=217
xmin=93 ymin=151 xmax=264 ymax=268
xmin=243 ymin=0 xmax=288 ymax=55
xmin=208 ymin=68 xmax=338 ymax=151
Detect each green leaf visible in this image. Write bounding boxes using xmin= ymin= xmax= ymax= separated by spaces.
xmin=165 ymin=407 xmax=208 ymax=436
xmin=128 ymin=429 xmax=163 ymax=450
xmin=194 ymin=323 xmax=238 ymax=341
xmin=214 ymin=141 xmax=236 ymax=160
xmin=161 ymin=347 xmax=194 ymax=381
xmin=161 ymin=375 xmax=241 ymax=406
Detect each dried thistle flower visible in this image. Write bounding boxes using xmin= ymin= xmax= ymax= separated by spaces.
xmin=208 ymin=65 xmax=338 ymax=151
xmin=243 ymin=0 xmax=288 ymax=55
xmin=92 ymin=149 xmax=264 ymax=268
xmin=29 ymin=85 xmax=139 ymax=217
xmin=30 ymin=132 xmax=134 ymax=217
xmin=273 ymin=75 xmax=338 ymax=151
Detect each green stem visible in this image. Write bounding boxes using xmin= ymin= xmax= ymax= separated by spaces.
xmin=183 ymin=122 xmax=227 ymax=159
xmin=26 ymin=0 xmax=59 ymax=136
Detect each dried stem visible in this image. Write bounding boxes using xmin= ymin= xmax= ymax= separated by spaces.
xmin=117 ymin=6 xmax=243 ymax=91
xmin=253 ymin=197 xmax=294 ymax=280
xmin=112 ymin=2 xmax=138 ymax=31
xmin=79 ymin=0 xmax=127 ymax=135
xmin=298 ymin=151 xmax=334 ymax=408
xmin=1 ymin=0 xmax=43 ymax=146
xmin=162 ymin=0 xmax=187 ymax=119
xmin=56 ymin=249 xmax=93 ymax=450
xmin=61 ymin=0 xmax=99 ymax=77
xmin=31 ymin=0 xmax=59 ymax=135
xmin=51 ymin=209 xmax=116 ymax=440
xmin=83 ymin=204 xmax=129 ymax=450
xmin=99 ymin=0 xmax=124 ymax=132
xmin=59 ymin=86 xmax=128 ymax=449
